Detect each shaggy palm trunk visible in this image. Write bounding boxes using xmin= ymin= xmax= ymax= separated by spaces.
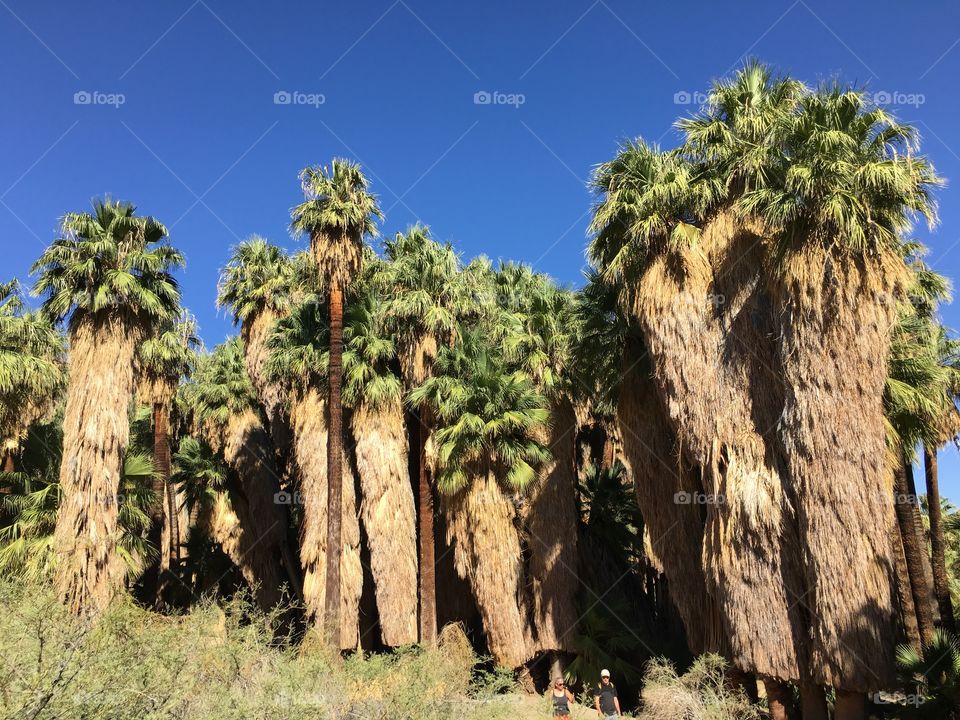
xmin=893 ymin=457 xmax=935 ymax=645
xmin=325 ymin=283 xmax=345 ymax=644
xmin=418 ymin=407 xmax=437 ymax=646
xmin=54 ymin=314 xmax=137 ymax=615
xmin=152 ymin=401 xmax=178 ymax=601
xmin=617 ymin=359 xmax=717 ymax=655
xmin=632 ymin=214 xmax=805 ymax=681
xmin=221 ymin=409 xmax=297 ymax=610
xmin=352 ymin=398 xmax=417 ymax=646
xmin=443 ymin=470 xmax=533 ymax=667
xmin=924 ymin=446 xmax=956 ymax=633
xmin=527 ymin=397 xmax=580 ymax=653
xmin=290 ymin=387 xmax=362 ymax=648
xmin=243 ymin=310 xmax=293 ymax=462
xmin=773 ymin=248 xmax=902 ymax=690
xmin=3 ymin=453 xmax=13 ymax=473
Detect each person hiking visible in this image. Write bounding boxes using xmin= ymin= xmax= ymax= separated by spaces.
xmin=593 ymin=669 xmax=621 ymax=718
xmin=549 ymin=676 xmax=575 ymax=719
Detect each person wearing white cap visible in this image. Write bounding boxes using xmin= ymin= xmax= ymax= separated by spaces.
xmin=593 ymin=669 xmax=621 ymax=718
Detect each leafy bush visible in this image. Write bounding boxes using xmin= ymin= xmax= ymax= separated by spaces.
xmin=0 ymin=581 xmax=512 ymax=720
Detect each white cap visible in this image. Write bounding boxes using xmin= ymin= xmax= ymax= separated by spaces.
xmin=601 ymin=669 xmax=610 ymax=677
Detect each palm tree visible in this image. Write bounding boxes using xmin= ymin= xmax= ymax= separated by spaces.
xmin=743 ymin=87 xmax=942 ymax=707
xmin=490 ymin=262 xmax=580 ymax=660
xmin=178 ymin=339 xmax=297 ymax=611
xmin=341 ymin=284 xmax=417 ymax=646
xmin=217 ymin=237 xmax=295 ymax=460
xmin=0 ymin=280 xmax=65 ymax=474
xmin=588 ymin=134 xmax=809 ymax=707
xmin=291 ymin=160 xmax=381 ymax=644
xmin=411 ymin=327 xmax=550 ymax=668
xmin=31 ymin=198 xmax=182 ymax=614
xmin=136 ymin=313 xmax=199 ymax=596
xmin=267 ymin=289 xmax=363 ymax=646
xmin=372 ymin=224 xmax=465 ymax=645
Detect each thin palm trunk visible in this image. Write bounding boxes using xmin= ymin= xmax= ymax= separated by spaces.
xmin=352 ymin=398 xmax=417 ymax=646
xmin=799 ymin=684 xmax=828 ymax=720
xmin=893 ymin=515 xmax=921 ymax=645
xmin=924 ymin=445 xmax=956 ymax=633
xmin=418 ymin=406 xmax=437 ymax=646
xmin=894 ymin=455 xmax=935 ymax=645
xmin=54 ymin=315 xmax=137 ymax=615
xmin=153 ymin=401 xmax=178 ymax=601
xmin=325 ymin=283 xmax=345 ymax=644
xmin=834 ymin=690 xmax=866 ymax=720
xmin=763 ymin=678 xmax=795 ymax=720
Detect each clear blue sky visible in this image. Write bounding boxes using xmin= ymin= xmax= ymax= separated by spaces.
xmin=3 ymin=0 xmax=960 ymax=497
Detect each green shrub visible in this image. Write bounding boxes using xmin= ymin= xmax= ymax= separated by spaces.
xmin=0 ymin=581 xmax=511 ymax=720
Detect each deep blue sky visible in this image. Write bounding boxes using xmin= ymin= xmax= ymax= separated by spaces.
xmin=3 ymin=0 xmax=960 ymax=497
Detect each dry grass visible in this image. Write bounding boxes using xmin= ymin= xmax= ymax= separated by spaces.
xmin=352 ymin=398 xmax=418 ymax=646
xmin=527 ymin=397 xmax=579 ymax=653
xmin=772 ymin=246 xmax=905 ymax=690
xmin=636 ymin=655 xmax=762 ymax=720
xmin=289 ymin=387 xmax=362 ymax=647
xmin=442 ymin=471 xmax=534 ymax=668
xmin=53 ymin=315 xmax=138 ymax=615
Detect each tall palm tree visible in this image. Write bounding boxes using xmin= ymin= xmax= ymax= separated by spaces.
xmin=342 ymin=284 xmax=417 ymax=646
xmin=136 ymin=314 xmax=199 ymax=593
xmin=31 ymin=198 xmax=182 ymax=614
xmin=0 ymin=280 xmax=65 ymax=473
xmin=589 ymin=136 xmax=809 ymax=708
xmin=491 ymin=263 xmax=580 ymax=659
xmin=743 ymin=87 xmax=942 ymax=707
xmin=267 ymin=289 xmax=363 ymax=646
xmin=179 ymin=339 xmax=297 ymax=611
xmin=291 ymin=160 xmax=381 ymax=644
xmin=411 ymin=327 xmax=550 ymax=668
xmin=372 ymin=224 xmax=465 ymax=645
xmin=217 ymin=237 xmax=294 ymax=460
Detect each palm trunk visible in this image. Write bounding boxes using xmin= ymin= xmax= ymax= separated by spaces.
xmin=834 ymin=690 xmax=866 ymax=720
xmin=763 ymin=678 xmax=796 ymax=720
xmin=418 ymin=406 xmax=437 ymax=646
xmin=894 ymin=455 xmax=935 ymax=645
xmin=54 ymin=314 xmax=137 ymax=615
xmin=632 ymin=215 xmax=806 ymax=681
xmin=289 ymin=388 xmax=362 ymax=648
xmin=527 ymin=397 xmax=579 ymax=653
xmin=773 ymin=248 xmax=901 ymax=691
xmin=924 ymin=445 xmax=956 ymax=633
xmin=325 ymin=282 xmax=345 ymax=645
xmin=799 ymin=684 xmax=828 ymax=720
xmin=893 ymin=514 xmax=921 ymax=645
xmin=352 ymin=398 xmax=417 ymax=646
xmin=243 ymin=310 xmax=293 ymax=464
xmin=3 ymin=453 xmax=13 ymax=473
xmin=443 ymin=469 xmax=533 ymax=667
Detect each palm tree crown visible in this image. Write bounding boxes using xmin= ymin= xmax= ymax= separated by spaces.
xmin=217 ymin=236 xmax=294 ymax=325
xmin=32 ymin=198 xmax=183 ymax=330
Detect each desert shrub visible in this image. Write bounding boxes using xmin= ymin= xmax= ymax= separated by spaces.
xmin=635 ymin=655 xmax=761 ymax=720
xmin=0 ymin=580 xmax=512 ymax=720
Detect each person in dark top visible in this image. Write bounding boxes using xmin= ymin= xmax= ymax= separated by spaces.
xmin=593 ymin=669 xmax=621 ymax=718
xmin=549 ymin=676 xmax=575 ymax=718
